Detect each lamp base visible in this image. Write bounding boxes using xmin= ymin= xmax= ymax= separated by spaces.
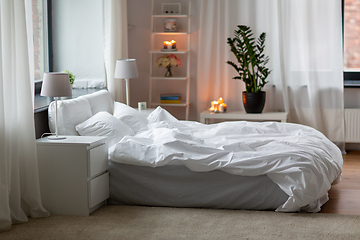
xmin=48 ymin=135 xmax=67 ymax=140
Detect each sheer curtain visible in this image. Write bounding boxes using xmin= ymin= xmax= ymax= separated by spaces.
xmin=197 ymin=0 xmax=344 ymax=145
xmin=0 ymin=0 xmax=49 ymax=232
xmin=103 ymin=0 xmax=128 ymax=103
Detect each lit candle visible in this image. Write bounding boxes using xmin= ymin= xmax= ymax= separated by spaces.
xmin=218 ymin=97 xmax=224 ymax=104
xmin=219 ymin=104 xmax=224 ymax=113
xmin=163 ymin=41 xmax=168 ymax=49
xmin=171 ymin=40 xmax=176 ymax=49
xmin=222 ymin=103 xmax=227 ymax=112
xmin=213 ymin=101 xmax=219 ymax=112
xmin=167 ymin=41 xmax=172 ymax=49
xmin=211 ymin=101 xmax=215 ymax=111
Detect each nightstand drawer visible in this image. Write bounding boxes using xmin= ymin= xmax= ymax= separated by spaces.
xmin=89 ymin=144 xmax=108 ymax=177
xmin=89 ymin=172 xmax=109 ymax=208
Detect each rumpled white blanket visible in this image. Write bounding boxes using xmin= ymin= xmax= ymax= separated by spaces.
xmin=110 ymin=120 xmax=343 ymax=212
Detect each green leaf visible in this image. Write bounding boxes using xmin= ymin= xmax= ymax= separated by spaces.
xmin=226 ymin=25 xmax=271 ymax=92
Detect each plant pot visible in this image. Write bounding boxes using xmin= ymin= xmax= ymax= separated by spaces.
xmin=242 ymin=91 xmax=266 ymax=113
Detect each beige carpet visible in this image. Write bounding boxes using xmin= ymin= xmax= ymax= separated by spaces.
xmin=1 ymin=205 xmax=360 ymax=240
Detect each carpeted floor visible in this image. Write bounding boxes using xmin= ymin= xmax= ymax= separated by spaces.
xmin=1 ymin=205 xmax=360 ymax=240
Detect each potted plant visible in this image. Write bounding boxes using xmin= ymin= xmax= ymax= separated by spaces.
xmin=62 ymin=70 xmax=75 ymax=86
xmin=226 ymin=25 xmax=271 ymax=113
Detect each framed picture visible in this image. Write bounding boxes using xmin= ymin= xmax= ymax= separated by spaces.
xmin=162 ymin=3 xmax=181 ymax=15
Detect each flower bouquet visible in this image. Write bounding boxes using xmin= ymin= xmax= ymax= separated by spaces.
xmin=155 ymin=54 xmax=181 ymax=77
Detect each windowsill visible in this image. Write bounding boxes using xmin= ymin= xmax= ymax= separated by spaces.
xmin=344 ymin=80 xmax=360 ymax=88
xmin=34 ymin=88 xmax=106 ymax=113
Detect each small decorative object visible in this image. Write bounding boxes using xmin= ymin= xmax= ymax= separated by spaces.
xmin=62 ymin=70 xmax=75 ymax=85
xmin=162 ymin=40 xmax=177 ymax=51
xmin=162 ymin=3 xmax=181 ymax=15
xmin=164 ymin=19 xmax=177 ymax=32
xmin=209 ymin=97 xmax=227 ymax=113
xmin=227 ymin=25 xmax=271 ymax=113
xmin=138 ymin=102 xmax=147 ymax=111
xmin=160 ymin=93 xmax=181 ymax=104
xmin=155 ymin=54 xmax=181 ymax=77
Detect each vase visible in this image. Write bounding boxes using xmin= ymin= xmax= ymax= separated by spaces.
xmin=242 ymin=91 xmax=266 ymax=113
xmin=165 ymin=65 xmax=173 ymax=77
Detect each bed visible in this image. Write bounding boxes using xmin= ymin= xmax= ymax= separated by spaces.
xmin=48 ymin=90 xmax=343 ymax=213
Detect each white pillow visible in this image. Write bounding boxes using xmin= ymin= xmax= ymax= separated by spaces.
xmin=76 ymin=111 xmax=134 ymax=147
xmin=113 ymin=102 xmax=149 ymax=133
xmin=147 ymin=106 xmax=178 ymax=123
xmin=82 ymin=90 xmax=114 ymax=115
xmin=48 ymin=97 xmax=92 ymax=136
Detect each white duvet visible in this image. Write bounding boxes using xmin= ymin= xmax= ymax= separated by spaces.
xmin=110 ymin=120 xmax=343 ymax=212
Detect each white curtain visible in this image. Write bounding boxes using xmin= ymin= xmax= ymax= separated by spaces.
xmin=103 ymin=0 xmax=128 ymax=103
xmin=197 ymin=0 xmax=344 ymax=145
xmin=0 ymin=0 xmax=49 ymax=232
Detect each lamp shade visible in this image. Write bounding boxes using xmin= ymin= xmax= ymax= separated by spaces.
xmin=114 ymin=59 xmax=139 ymax=79
xmin=40 ymin=72 xmax=72 ymax=97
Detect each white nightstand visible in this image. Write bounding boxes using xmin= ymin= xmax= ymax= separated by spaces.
xmin=36 ymin=136 xmax=109 ymax=216
xmin=200 ymin=110 xmax=289 ymax=124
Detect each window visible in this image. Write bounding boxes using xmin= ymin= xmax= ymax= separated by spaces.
xmin=343 ymin=0 xmax=360 ymax=86
xmin=32 ymin=0 xmax=50 ymax=93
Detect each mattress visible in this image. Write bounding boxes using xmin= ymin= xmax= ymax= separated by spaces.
xmin=108 ymin=161 xmax=289 ymax=210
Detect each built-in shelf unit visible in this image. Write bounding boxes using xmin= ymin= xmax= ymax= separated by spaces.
xmin=149 ymin=0 xmax=191 ymax=120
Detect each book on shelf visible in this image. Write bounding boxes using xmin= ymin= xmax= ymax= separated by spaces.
xmin=160 ymin=93 xmax=182 ymax=100
xmin=160 ymin=99 xmax=181 ymax=104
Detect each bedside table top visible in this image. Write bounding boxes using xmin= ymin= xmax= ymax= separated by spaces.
xmin=36 ymin=135 xmax=106 ymax=148
xmin=138 ymin=108 xmax=155 ymax=117
xmin=200 ymin=110 xmax=289 ymax=123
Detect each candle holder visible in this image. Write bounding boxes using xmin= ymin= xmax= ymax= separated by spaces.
xmin=209 ymin=97 xmax=227 ymax=113
xmin=161 ymin=40 xmax=178 ymax=52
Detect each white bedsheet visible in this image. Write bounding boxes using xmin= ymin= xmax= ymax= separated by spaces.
xmin=109 ymin=120 xmax=343 ymax=212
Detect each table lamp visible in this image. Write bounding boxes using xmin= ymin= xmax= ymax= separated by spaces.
xmin=114 ymin=59 xmax=139 ymax=105
xmin=41 ymin=72 xmax=72 ymax=140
